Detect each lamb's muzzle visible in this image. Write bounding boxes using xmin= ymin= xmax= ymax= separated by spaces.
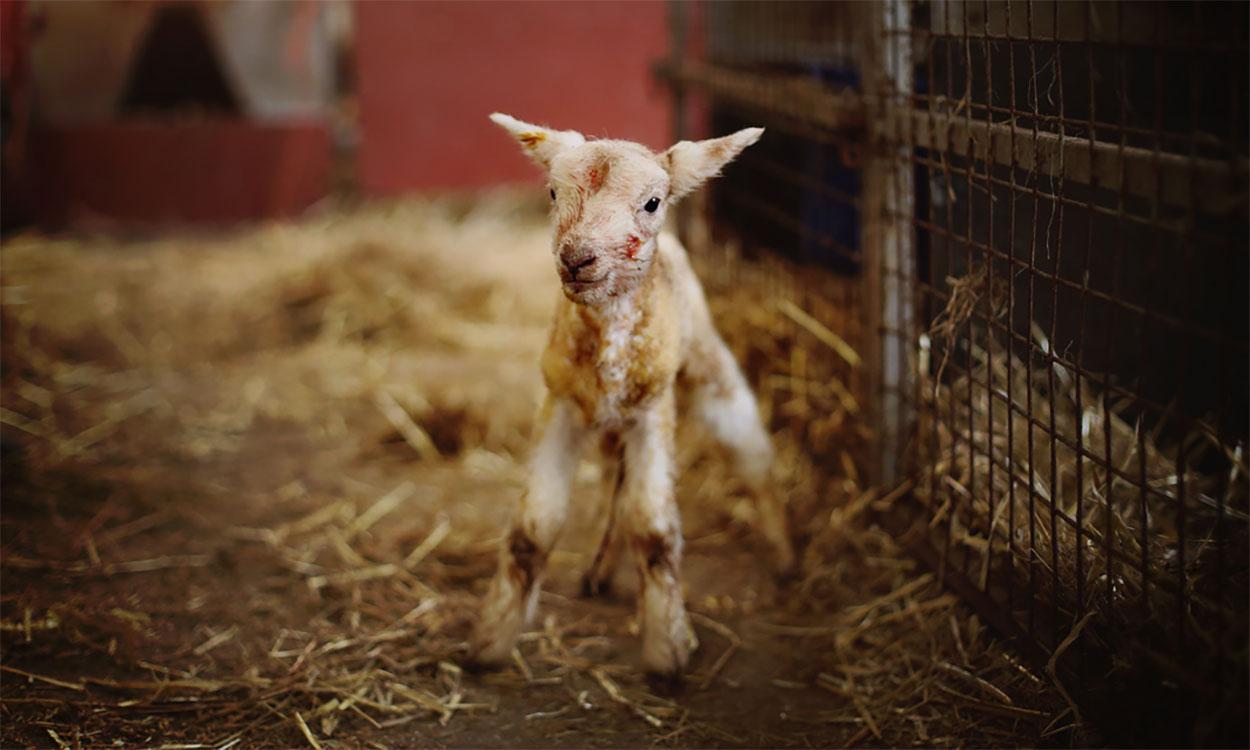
xmin=470 ymin=113 xmax=796 ymax=678
xmin=558 ymin=245 xmax=598 ymax=282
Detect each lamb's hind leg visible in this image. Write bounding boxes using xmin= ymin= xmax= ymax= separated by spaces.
xmin=691 ymin=338 xmax=796 ymax=576
xmin=470 ymin=399 xmax=583 ymax=666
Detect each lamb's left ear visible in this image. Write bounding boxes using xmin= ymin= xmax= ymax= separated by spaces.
xmin=490 ymin=113 xmax=586 ymax=171
xmin=664 ymin=127 xmax=764 ymax=200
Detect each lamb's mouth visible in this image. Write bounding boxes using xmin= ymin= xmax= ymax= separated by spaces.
xmin=563 ymin=276 xmax=607 ymax=294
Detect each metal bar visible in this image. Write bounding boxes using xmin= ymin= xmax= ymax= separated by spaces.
xmin=960 ymin=0 xmax=976 ymax=585
xmin=939 ymin=0 xmax=960 ymax=586
xmin=1135 ymin=0 xmax=1164 ymax=624
xmin=1046 ymin=0 xmax=1070 ymax=647
xmin=656 ymin=60 xmax=1248 ymax=215
xmin=738 ymin=149 xmax=863 ymax=210
xmin=906 ymin=154 xmax=1242 ymax=245
xmin=890 ymin=0 xmax=917 ymax=493
xmin=909 ymin=25 xmax=1246 ymax=55
xmin=909 ymin=92 xmax=1235 ymax=157
xmin=653 ymin=60 xmax=864 ymax=133
xmin=858 ymin=1 xmax=888 ymax=493
xmin=980 ymin=0 xmax=997 ymax=597
xmin=1173 ymin=1 xmax=1207 ymax=652
xmin=921 ymin=0 xmax=944 ymax=563
xmin=890 ymin=0 xmax=920 ymax=487
xmin=1023 ymin=0 xmax=1044 ymax=646
xmin=928 ymin=0 xmax=1242 ymax=51
xmin=1101 ymin=0 xmax=1128 ymax=639
xmin=904 ymin=215 xmax=1245 ymax=348
xmin=859 ymin=0 xmax=915 ymax=486
xmin=1002 ymin=0 xmax=1020 ymax=631
xmin=885 ymin=106 xmax=1249 ymax=219
xmin=718 ymin=183 xmax=860 ymax=262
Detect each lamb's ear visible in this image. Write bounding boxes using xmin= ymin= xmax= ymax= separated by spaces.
xmin=490 ymin=113 xmax=585 ymax=170
xmin=664 ymin=127 xmax=763 ymax=200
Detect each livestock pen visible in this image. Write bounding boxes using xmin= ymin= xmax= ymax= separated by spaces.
xmin=2 ymin=1 xmax=1246 ymax=748
xmin=662 ymin=0 xmax=1249 ymax=745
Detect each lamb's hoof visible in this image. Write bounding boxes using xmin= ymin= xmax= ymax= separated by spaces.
xmin=641 ymin=632 xmax=692 ymax=683
xmin=463 ymin=648 xmax=513 ymax=674
xmin=463 ymin=636 xmax=513 ymax=673
xmin=772 ymin=557 xmax=801 ymax=586
xmin=580 ymin=573 xmax=612 ymax=599
xmin=644 ymin=669 xmax=688 ymax=697
xmin=461 ymin=654 xmax=499 ymax=674
xmin=767 ymin=541 xmax=800 ymax=584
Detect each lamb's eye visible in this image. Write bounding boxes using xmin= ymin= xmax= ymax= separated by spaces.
xmin=644 ymin=197 xmax=661 ymax=213
xmin=550 ymin=188 xmax=556 ymax=200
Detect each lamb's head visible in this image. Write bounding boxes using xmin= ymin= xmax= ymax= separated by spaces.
xmin=491 ymin=113 xmax=763 ymax=307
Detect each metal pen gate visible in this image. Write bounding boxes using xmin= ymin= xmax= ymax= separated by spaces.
xmin=659 ymin=2 xmax=1249 ymax=745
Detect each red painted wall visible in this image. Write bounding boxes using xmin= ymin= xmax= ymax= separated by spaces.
xmin=30 ymin=122 xmax=331 ymax=225
xmin=354 ymin=1 xmax=672 ymax=194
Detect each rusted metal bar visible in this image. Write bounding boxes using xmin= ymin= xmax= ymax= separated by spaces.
xmin=884 ymin=106 xmax=1248 ymax=217
xmin=929 ymin=0 xmax=1241 ymax=51
xmin=855 ymin=0 xmax=914 ymax=487
xmin=656 ymin=60 xmax=1248 ymax=216
xmin=653 ymin=60 xmax=865 ymax=133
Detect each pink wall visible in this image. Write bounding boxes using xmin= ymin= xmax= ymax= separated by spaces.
xmin=354 ymin=1 xmax=672 ymax=194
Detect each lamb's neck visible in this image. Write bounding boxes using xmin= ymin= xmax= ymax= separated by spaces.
xmin=586 ymin=287 xmax=643 ymax=341
xmin=583 ymin=258 xmax=660 ymax=341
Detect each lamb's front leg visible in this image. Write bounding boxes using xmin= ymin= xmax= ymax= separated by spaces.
xmin=621 ymin=390 xmax=693 ymax=677
xmin=470 ymin=398 xmax=583 ymax=666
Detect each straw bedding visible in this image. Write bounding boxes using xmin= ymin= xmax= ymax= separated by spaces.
xmin=1 ymin=194 xmax=1082 ymax=748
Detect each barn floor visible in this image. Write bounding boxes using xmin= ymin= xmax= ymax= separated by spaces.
xmin=1 ymin=195 xmax=1085 ymax=748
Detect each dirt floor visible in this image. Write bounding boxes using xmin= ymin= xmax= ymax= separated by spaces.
xmin=1 ymin=194 xmax=1086 ymax=748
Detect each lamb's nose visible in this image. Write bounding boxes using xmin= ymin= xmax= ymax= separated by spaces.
xmin=562 ymin=252 xmax=597 ymax=278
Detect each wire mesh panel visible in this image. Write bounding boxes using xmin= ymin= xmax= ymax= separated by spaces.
xmin=662 ymin=1 xmax=1249 ymax=745
xmin=662 ymin=1 xmax=871 ymax=520
xmin=895 ymin=3 xmax=1248 ymax=745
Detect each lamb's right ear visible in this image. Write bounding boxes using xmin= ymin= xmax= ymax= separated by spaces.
xmin=490 ymin=113 xmax=585 ymax=171
xmin=664 ymin=127 xmax=764 ymax=200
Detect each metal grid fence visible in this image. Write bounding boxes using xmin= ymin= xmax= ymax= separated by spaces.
xmin=661 ymin=2 xmax=1249 ymax=745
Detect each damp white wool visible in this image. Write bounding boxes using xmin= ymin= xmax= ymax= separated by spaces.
xmin=470 ymin=113 xmax=795 ymax=677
